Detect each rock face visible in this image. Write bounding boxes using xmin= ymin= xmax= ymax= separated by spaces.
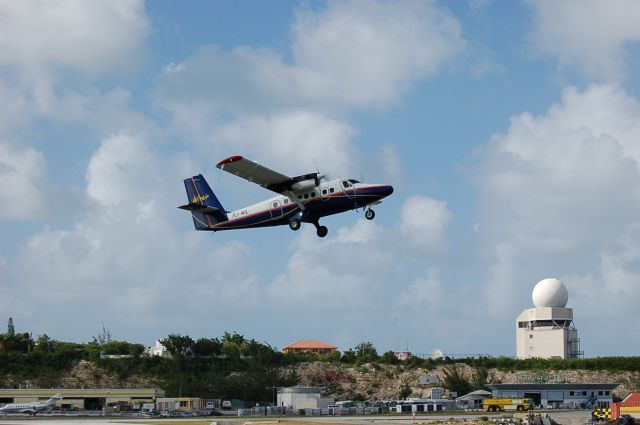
xmin=58 ymin=360 xmax=158 ymax=388
xmin=2 ymin=360 xmax=158 ymax=389
xmin=289 ymin=362 xmax=640 ymax=400
xmin=3 ymin=359 xmax=639 ymax=399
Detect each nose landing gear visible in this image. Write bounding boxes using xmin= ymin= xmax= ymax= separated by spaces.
xmin=316 ymin=225 xmax=328 ymax=237
xmin=312 ymin=221 xmax=328 ymax=237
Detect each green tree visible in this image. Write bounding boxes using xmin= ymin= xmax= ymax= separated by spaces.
xmin=471 ymin=366 xmax=493 ymax=391
xmin=160 ymin=334 xmax=195 ymax=357
xmin=92 ymin=322 xmax=112 ymax=345
xmin=354 ymin=341 xmax=379 ymax=363
xmin=35 ymin=334 xmax=53 ymax=353
xmin=221 ymin=332 xmax=247 ymax=360
xmin=399 ymin=382 xmax=412 ymax=399
xmin=193 ymin=337 xmax=221 ymax=357
xmin=7 ymin=317 xmax=15 ymax=336
xmin=381 ymin=351 xmax=399 ymax=365
xmin=340 ymin=348 xmax=357 ymax=363
xmin=442 ymin=363 xmax=471 ymax=396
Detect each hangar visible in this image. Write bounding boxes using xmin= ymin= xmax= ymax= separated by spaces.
xmin=0 ymin=388 xmax=165 ymax=411
xmin=487 ymin=383 xmax=617 ymax=408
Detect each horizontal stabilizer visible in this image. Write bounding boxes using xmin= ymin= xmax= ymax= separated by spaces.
xmin=178 ymin=203 xmax=220 ymax=216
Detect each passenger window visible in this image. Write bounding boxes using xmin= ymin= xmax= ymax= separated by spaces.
xmin=298 ymin=196 xmax=302 ymax=200
xmin=272 ymin=202 xmax=278 ymax=208
xmin=342 ymin=181 xmax=349 ymax=188
xmin=304 ymin=194 xmax=309 ymax=199
xmin=311 ymin=192 xmax=315 ymax=197
xmin=322 ymin=189 xmax=327 ymax=195
xmin=284 ymin=199 xmax=289 ymax=204
xmin=329 ymin=188 xmax=334 ymax=193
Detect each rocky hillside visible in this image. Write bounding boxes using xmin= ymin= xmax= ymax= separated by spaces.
xmin=3 ymin=360 xmax=159 ymax=389
xmin=290 ymin=362 xmax=640 ymax=400
xmin=5 ymin=359 xmax=639 ymax=401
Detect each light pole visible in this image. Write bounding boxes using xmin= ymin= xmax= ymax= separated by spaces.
xmin=243 ymin=384 xmax=247 ymax=408
xmin=266 ymin=385 xmax=277 ymax=406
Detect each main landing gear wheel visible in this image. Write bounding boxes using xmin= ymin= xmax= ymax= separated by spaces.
xmin=365 ymin=208 xmax=375 ymax=220
xmin=316 ymin=225 xmax=328 ymax=238
xmin=289 ymin=218 xmax=301 ymax=231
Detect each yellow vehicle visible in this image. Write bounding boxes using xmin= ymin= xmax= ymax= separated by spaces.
xmin=483 ymin=398 xmax=535 ymax=412
xmin=592 ymin=392 xmax=640 ymax=424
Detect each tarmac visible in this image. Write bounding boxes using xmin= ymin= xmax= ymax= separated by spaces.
xmin=0 ymin=411 xmax=593 ymax=425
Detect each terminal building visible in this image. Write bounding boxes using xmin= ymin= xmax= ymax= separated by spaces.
xmin=487 ymin=383 xmax=617 ymax=408
xmin=0 ymin=388 xmax=165 ymax=411
xmin=516 ymin=278 xmax=583 ymax=359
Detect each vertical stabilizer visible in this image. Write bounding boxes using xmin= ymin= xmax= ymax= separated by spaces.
xmin=179 ymin=174 xmax=228 ymax=230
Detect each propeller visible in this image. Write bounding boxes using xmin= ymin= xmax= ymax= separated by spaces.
xmin=313 ymin=159 xmax=329 ymax=185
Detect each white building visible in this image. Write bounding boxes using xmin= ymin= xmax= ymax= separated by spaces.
xmin=276 ymin=386 xmax=333 ymax=409
xmin=516 ymin=278 xmax=582 ymax=359
xmin=146 ymin=340 xmax=171 ymax=358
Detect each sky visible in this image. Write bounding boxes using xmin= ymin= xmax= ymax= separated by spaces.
xmin=1 ymin=0 xmax=640 ymax=357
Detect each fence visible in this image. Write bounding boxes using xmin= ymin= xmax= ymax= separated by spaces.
xmin=237 ymin=406 xmax=385 ymax=416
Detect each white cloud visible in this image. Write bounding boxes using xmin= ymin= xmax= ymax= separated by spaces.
xmin=399 ymin=195 xmax=452 ymax=254
xmin=10 ymin=132 xmax=263 ymax=340
xmin=479 ymin=85 xmax=640 ymax=254
xmin=153 ymin=0 xmax=462 ymax=204
xmin=395 ymin=267 xmax=445 ymax=314
xmin=213 ymin=112 xmax=357 ymax=178
xmin=0 ymin=142 xmax=46 ymax=219
xmin=0 ymin=0 xmax=150 ymax=128
xmin=528 ymin=0 xmax=640 ymax=81
xmin=86 ymin=133 xmax=165 ymax=211
xmin=265 ymin=194 xmax=452 ymax=348
xmin=3 ymin=123 xmax=455 ymax=348
xmin=155 ymin=0 xmax=463 ymax=116
xmin=0 ymin=0 xmax=150 ymax=79
xmin=291 ymin=0 xmax=464 ymax=107
xmin=476 ymin=84 xmax=640 ymax=353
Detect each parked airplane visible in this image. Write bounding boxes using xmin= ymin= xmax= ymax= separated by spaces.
xmin=0 ymin=393 xmax=63 ymax=415
xmin=179 ymin=155 xmax=394 ymax=237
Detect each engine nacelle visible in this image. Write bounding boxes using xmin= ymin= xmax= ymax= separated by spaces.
xmin=291 ymin=179 xmax=317 ymax=191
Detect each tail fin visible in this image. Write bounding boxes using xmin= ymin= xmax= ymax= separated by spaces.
xmin=47 ymin=394 xmax=63 ymax=405
xmin=179 ymin=174 xmax=228 ymax=230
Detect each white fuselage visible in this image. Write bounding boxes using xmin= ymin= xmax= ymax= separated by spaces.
xmin=225 ymin=178 xmax=365 ymax=221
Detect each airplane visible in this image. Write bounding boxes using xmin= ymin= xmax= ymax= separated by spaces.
xmin=179 ymin=155 xmax=394 ymax=237
xmin=0 ymin=393 xmax=63 ymax=415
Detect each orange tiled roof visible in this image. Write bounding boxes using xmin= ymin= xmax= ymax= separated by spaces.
xmin=283 ymin=340 xmax=337 ymax=350
xmin=621 ymin=392 xmax=640 ymax=406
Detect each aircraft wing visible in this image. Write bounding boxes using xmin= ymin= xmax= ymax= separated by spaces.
xmin=216 ymin=155 xmax=321 ymax=194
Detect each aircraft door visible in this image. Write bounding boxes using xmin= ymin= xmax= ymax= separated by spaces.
xmin=342 ymin=180 xmax=356 ymax=199
xmin=270 ymin=200 xmax=283 ymax=219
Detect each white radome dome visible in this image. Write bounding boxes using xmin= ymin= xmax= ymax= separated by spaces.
xmin=532 ymin=278 xmax=568 ymax=307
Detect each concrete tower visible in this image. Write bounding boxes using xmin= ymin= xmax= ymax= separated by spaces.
xmin=516 ymin=278 xmax=582 ymax=359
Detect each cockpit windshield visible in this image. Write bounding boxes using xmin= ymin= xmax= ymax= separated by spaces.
xmin=348 ymin=179 xmax=360 ymax=184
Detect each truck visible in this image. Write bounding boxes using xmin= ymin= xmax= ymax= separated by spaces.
xmin=483 ymin=398 xmax=535 ymax=412
xmin=593 ymin=393 xmax=640 ymax=425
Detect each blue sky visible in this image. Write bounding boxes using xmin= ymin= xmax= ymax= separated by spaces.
xmin=2 ymin=0 xmax=640 ymax=357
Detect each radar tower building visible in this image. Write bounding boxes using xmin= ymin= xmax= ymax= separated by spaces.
xmin=516 ymin=278 xmax=583 ymax=359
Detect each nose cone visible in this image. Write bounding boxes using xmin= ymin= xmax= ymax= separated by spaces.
xmin=380 ymin=185 xmax=394 ymax=198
